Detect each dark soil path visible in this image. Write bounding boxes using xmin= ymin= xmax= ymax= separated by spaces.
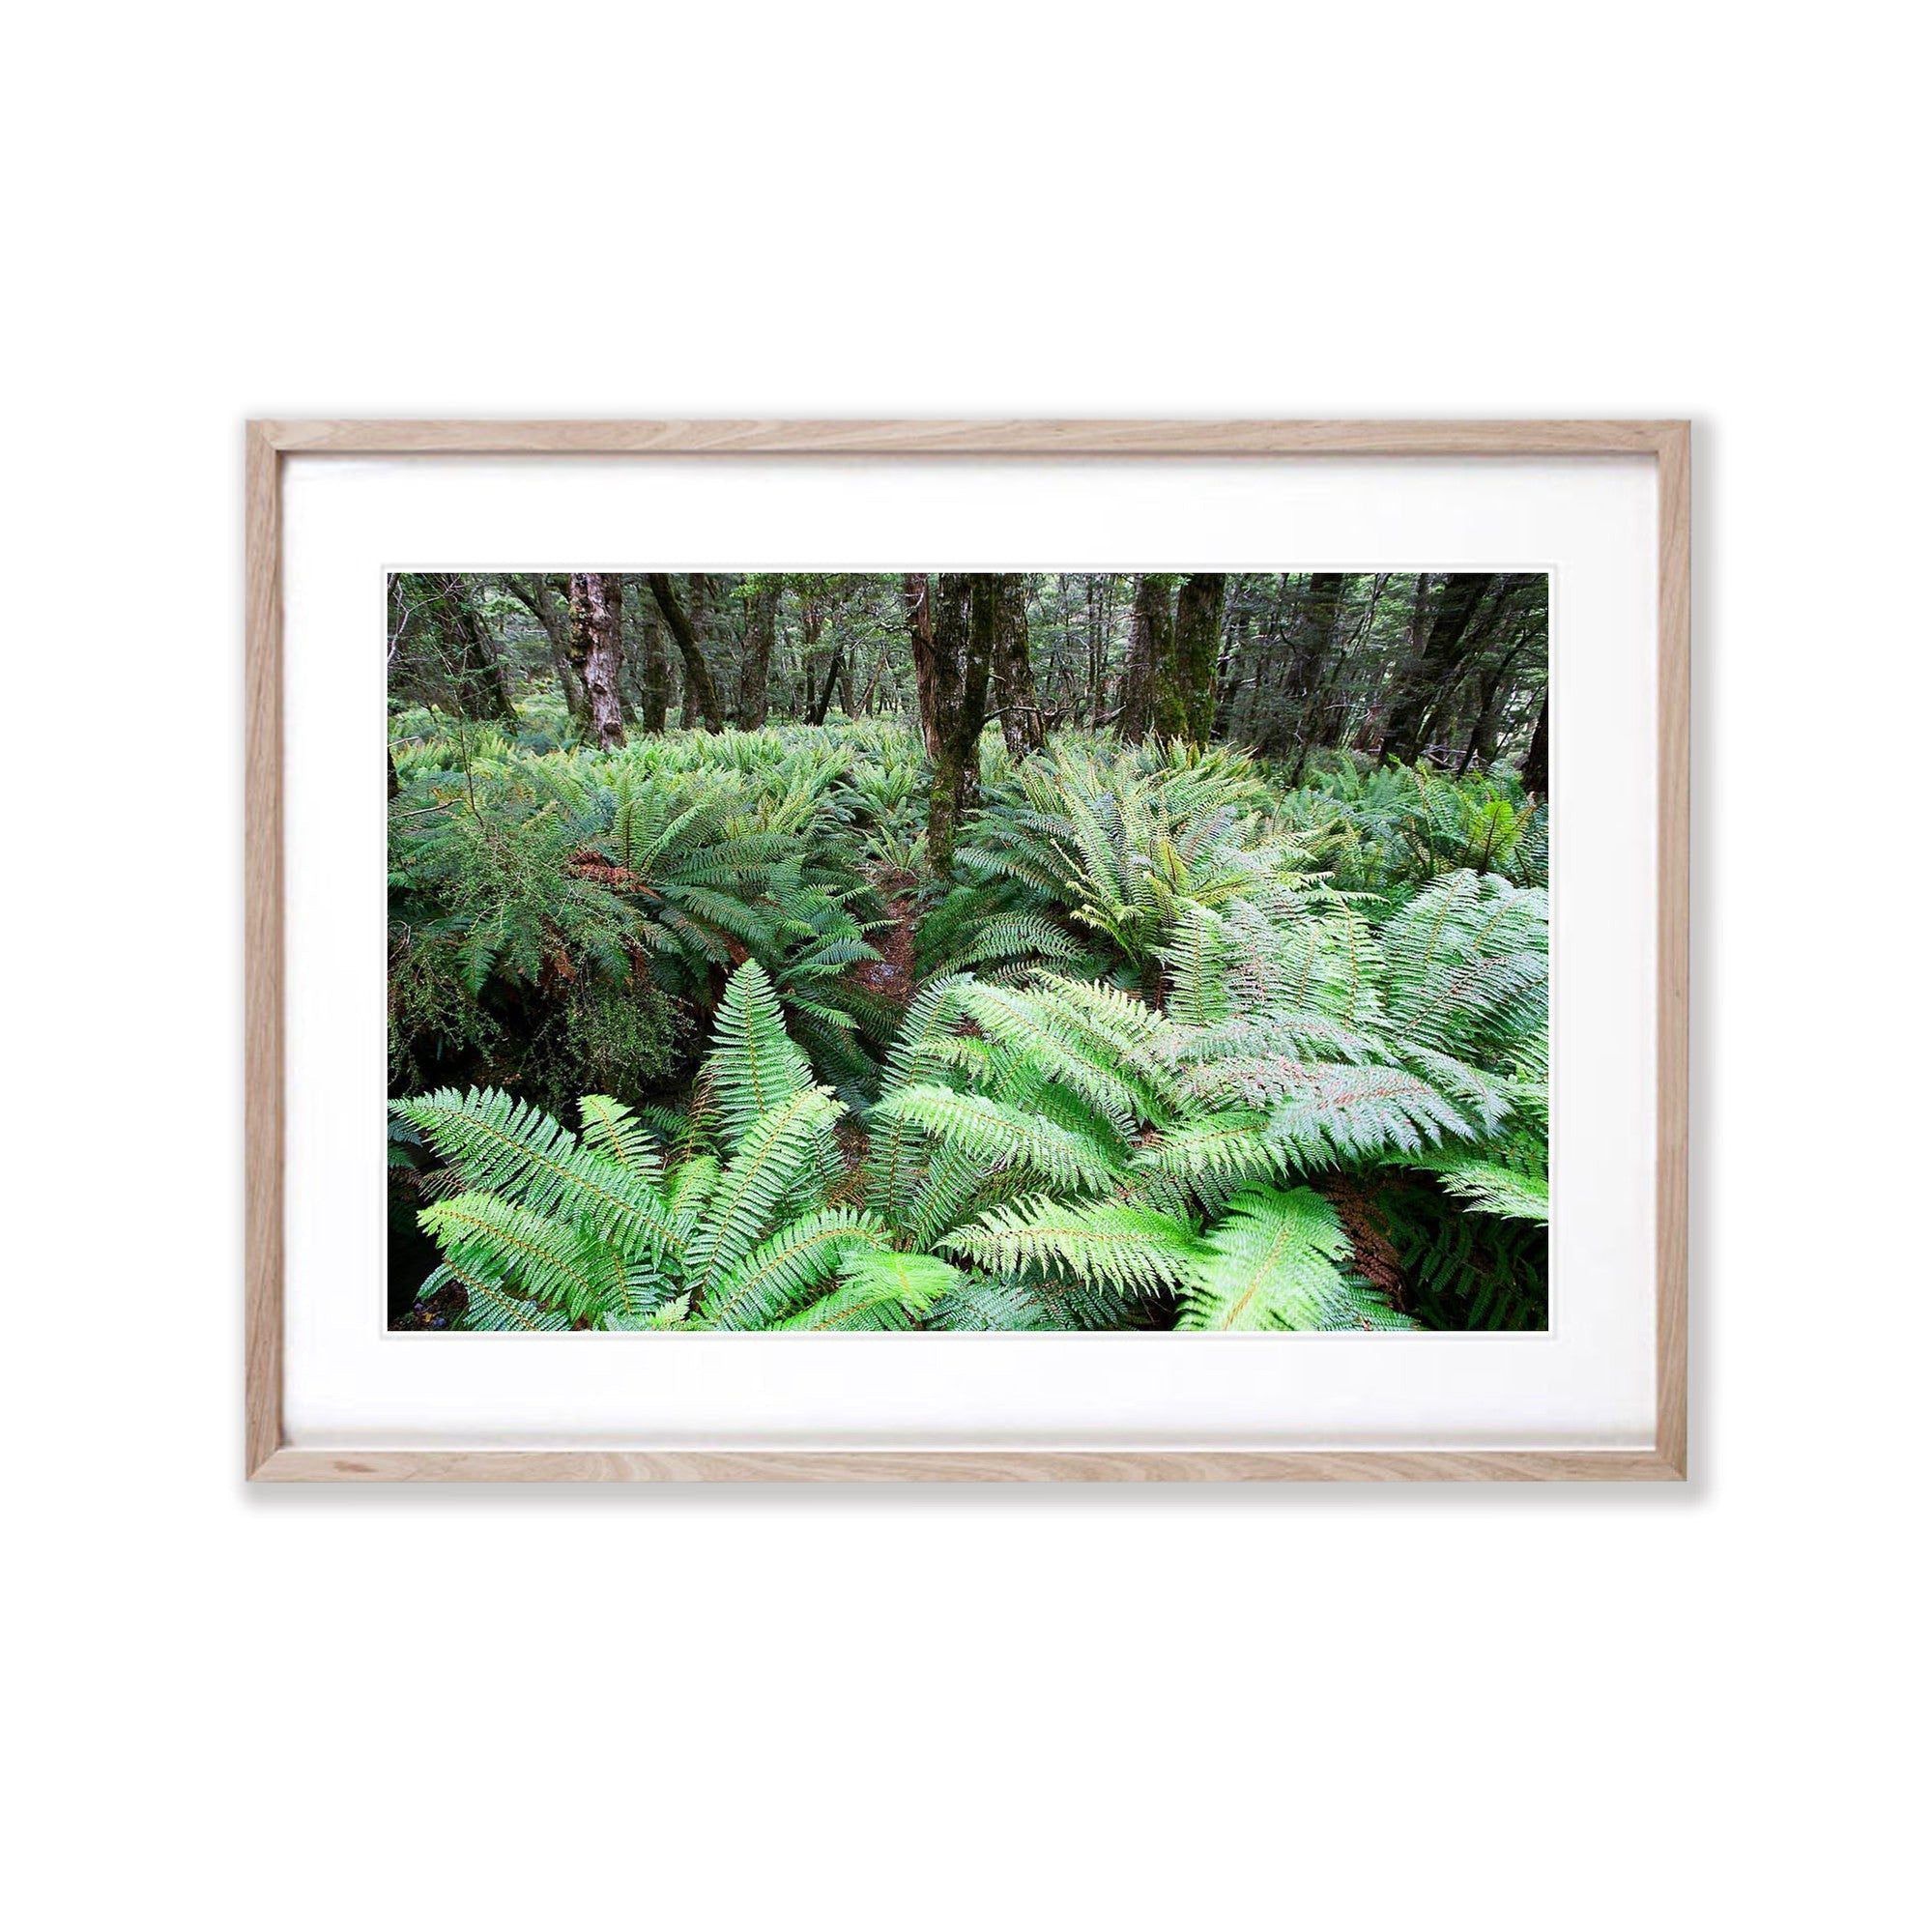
xmin=851 ymin=868 xmax=920 ymax=1008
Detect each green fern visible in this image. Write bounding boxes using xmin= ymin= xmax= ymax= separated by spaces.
xmin=1177 ymin=1188 xmax=1413 ymax=1332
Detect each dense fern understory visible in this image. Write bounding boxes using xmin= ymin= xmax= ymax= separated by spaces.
xmin=389 ymin=706 xmax=1549 ymax=1332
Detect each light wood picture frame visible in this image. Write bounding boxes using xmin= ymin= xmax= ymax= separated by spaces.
xmin=246 ymin=418 xmax=1688 ymax=1483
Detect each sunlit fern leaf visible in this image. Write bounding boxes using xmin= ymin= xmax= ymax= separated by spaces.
xmin=708 ymin=959 xmax=815 ymax=1153
xmin=1379 ymin=870 xmax=1549 ymax=1065
xmin=1178 ymin=1187 xmax=1415 ymax=1332
xmin=1030 ymin=974 xmax=1184 ymax=1119
xmin=420 ymin=1261 xmax=572 ymax=1333
xmin=952 ymin=981 xmax=1144 ymax=1135
xmin=393 ymin=1087 xmax=689 ymax=1266
xmin=940 ymin=1196 xmax=1207 ymax=1295
xmin=1161 ymin=903 xmax=1232 ymax=1027
xmin=700 ymin=1206 xmax=887 ymax=1330
xmin=576 ymin=1095 xmax=664 ymax=1180
xmin=1139 ymin=1110 xmax=1286 ymax=1188
xmin=663 ymin=1150 xmax=721 ymax=1229
xmin=1260 ymin=1062 xmax=1476 ymax=1166
xmin=682 ymin=1087 xmax=845 ymax=1302
xmin=418 ymin=1192 xmax=627 ymax=1324
xmin=871 ymin=1084 xmax=1118 ymax=1196
xmin=1408 ymin=1153 xmax=1550 ymax=1224
xmin=776 ymin=1248 xmax=964 ymax=1331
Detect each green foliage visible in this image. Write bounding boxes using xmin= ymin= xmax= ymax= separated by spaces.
xmin=941 ymin=735 xmax=1319 ymax=989
xmin=1178 ymin=1188 xmax=1415 ymax=1332
xmin=1292 ymin=758 xmax=1548 ymax=893
xmin=395 ymin=966 xmax=901 ymax=1334
xmin=390 ymin=696 xmax=1550 ymax=1333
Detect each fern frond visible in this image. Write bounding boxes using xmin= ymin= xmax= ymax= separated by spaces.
xmin=701 ymin=1206 xmax=887 ymax=1330
xmin=940 ymin=1197 xmax=1206 ymax=1295
xmin=1259 ymin=1062 xmax=1476 ymax=1166
xmin=871 ymin=1084 xmax=1117 ymax=1196
xmin=776 ymin=1249 xmax=964 ymax=1331
xmin=421 ymin=1261 xmax=572 ymax=1333
xmin=418 ymin=1192 xmax=624 ymax=1323
xmin=395 ymin=1087 xmax=687 ymax=1264
xmin=707 ymin=959 xmax=815 ymax=1151
xmin=1178 ymin=1188 xmax=1414 ymax=1332
xmin=576 ymin=1095 xmax=664 ymax=1180
xmin=1409 ymin=1154 xmax=1551 ymax=1223
xmin=684 ymin=1086 xmax=844 ymax=1299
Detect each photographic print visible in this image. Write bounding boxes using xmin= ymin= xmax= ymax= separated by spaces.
xmin=387 ymin=569 xmax=1550 ymax=1336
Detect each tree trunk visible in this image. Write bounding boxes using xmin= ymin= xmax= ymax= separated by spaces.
xmin=633 ymin=591 xmax=669 ymax=732
xmin=809 ymin=642 xmax=843 ymax=726
xmin=566 ymin=572 xmax=627 ymax=750
xmin=1285 ymin=572 xmax=1349 ymax=781
xmin=1380 ymin=572 xmax=1502 ymax=765
xmin=644 ymin=574 xmax=724 ymax=731
xmin=680 ymin=574 xmax=709 ymax=728
xmin=1456 ymin=636 xmax=1527 ymax=775
xmin=738 ymin=580 xmax=779 ymax=728
xmin=901 ymin=573 xmax=944 ymax=760
xmin=991 ymin=573 xmax=1045 ymax=761
xmin=1085 ymin=576 xmax=1106 ymax=728
xmin=429 ymin=573 xmax=518 ymax=727
xmin=503 ymin=573 xmax=590 ymax=733
xmin=926 ymin=573 xmax=993 ymax=874
xmin=1520 ymin=692 xmax=1550 ymax=798
xmin=1119 ymin=573 xmax=1177 ymax=741
xmin=1172 ymin=572 xmax=1226 ymax=748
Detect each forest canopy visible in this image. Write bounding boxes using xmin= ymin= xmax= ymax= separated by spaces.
xmin=388 ymin=570 xmax=1551 ymax=1335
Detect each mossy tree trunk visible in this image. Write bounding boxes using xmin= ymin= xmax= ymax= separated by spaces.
xmin=1172 ymin=572 xmax=1226 ymax=748
xmin=644 ymin=573 xmax=724 ymax=731
xmin=992 ymin=572 xmax=1045 ymax=761
xmin=1119 ymin=573 xmax=1180 ymax=741
xmin=1520 ymin=691 xmax=1549 ymax=798
xmin=427 ymin=573 xmax=519 ymax=727
xmin=630 ymin=590 xmax=669 ymax=732
xmin=503 ymin=573 xmax=591 ymax=734
xmin=566 ymin=572 xmax=627 ymax=750
xmin=925 ymin=573 xmax=994 ymax=874
xmin=738 ymin=579 xmax=780 ymax=728
xmin=1283 ymin=571 xmax=1349 ymax=779
xmin=901 ymin=572 xmax=944 ymax=761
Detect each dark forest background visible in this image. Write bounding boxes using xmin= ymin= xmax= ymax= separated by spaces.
xmin=389 ymin=570 xmax=1549 ymax=799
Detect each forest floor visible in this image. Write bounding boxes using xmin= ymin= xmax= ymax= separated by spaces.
xmin=851 ymin=868 xmax=920 ymax=1007
xmin=828 ymin=868 xmax=922 ymax=1201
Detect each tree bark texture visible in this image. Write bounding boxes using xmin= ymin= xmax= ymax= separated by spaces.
xmin=901 ymin=573 xmax=944 ymax=761
xmin=429 ymin=573 xmax=518 ymax=727
xmin=925 ymin=573 xmax=993 ymax=874
xmin=991 ymin=573 xmax=1045 ymax=761
xmin=1381 ymin=572 xmax=1505 ymax=765
xmin=1118 ymin=573 xmax=1178 ymax=741
xmin=644 ymin=573 xmax=724 ymax=731
xmin=503 ymin=574 xmax=590 ymax=732
xmin=566 ymin=572 xmax=627 ymax=750
xmin=1172 ymin=572 xmax=1226 ymax=748
xmin=738 ymin=580 xmax=780 ymax=728
xmin=1520 ymin=691 xmax=1550 ymax=798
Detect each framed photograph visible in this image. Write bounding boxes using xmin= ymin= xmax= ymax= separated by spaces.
xmin=246 ymin=419 xmax=1687 ymax=1482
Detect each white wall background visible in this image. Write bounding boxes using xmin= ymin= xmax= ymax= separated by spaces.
xmin=7 ymin=6 xmax=1925 ymax=1929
